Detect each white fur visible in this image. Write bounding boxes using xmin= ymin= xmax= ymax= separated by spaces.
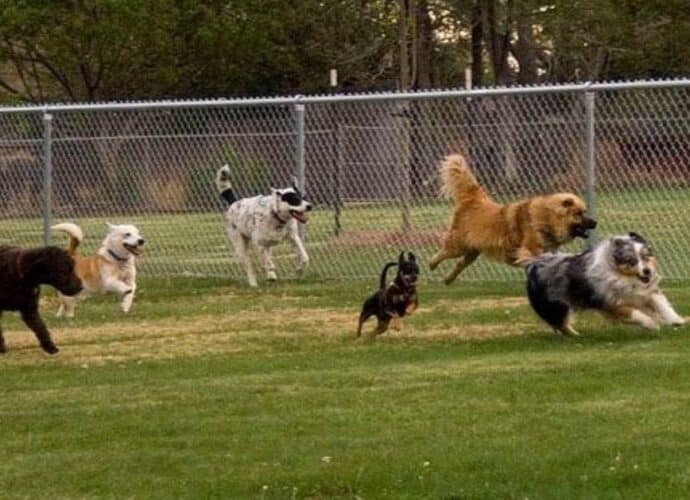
xmin=218 ymin=165 xmax=311 ymax=287
xmin=224 ymin=193 xmax=309 ymax=287
xmin=52 ymin=222 xmax=144 ymax=317
xmin=587 ymin=236 xmax=682 ymax=328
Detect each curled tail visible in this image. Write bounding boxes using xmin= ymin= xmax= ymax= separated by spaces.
xmin=379 ymin=262 xmax=398 ymax=289
xmin=215 ymin=164 xmax=237 ymax=205
xmin=51 ymin=222 xmax=83 ymax=256
xmin=440 ymin=154 xmax=490 ymax=206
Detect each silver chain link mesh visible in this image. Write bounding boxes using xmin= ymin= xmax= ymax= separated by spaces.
xmin=0 ymin=81 xmax=688 ymax=282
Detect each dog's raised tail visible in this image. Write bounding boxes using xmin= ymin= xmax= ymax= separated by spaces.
xmin=379 ymin=261 xmax=398 ymax=289
xmin=51 ymin=222 xmax=83 ymax=256
xmin=440 ymin=154 xmax=488 ymax=205
xmin=216 ymin=164 xmax=237 ymax=205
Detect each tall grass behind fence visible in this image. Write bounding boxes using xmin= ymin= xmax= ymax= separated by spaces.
xmin=0 ymin=80 xmax=688 ymax=281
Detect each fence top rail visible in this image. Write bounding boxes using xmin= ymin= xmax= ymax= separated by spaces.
xmin=1 ymin=78 xmax=689 ymax=114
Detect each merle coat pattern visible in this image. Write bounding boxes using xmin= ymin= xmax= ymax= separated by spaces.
xmin=357 ymin=252 xmax=419 ymax=337
xmin=526 ymin=232 xmax=684 ymax=335
xmin=0 ymin=246 xmax=82 ymax=354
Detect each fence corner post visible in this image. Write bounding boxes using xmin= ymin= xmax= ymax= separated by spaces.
xmin=42 ymin=111 xmax=54 ymax=246
xmin=585 ymin=90 xmax=597 ymax=245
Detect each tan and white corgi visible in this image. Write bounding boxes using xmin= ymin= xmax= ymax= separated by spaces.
xmin=51 ymin=222 xmax=144 ymax=318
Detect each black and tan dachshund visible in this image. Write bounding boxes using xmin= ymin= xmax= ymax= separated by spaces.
xmin=357 ymin=252 xmax=419 ymax=337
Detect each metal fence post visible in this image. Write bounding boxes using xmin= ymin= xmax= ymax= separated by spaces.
xmin=42 ymin=111 xmax=54 ymax=246
xmin=295 ymin=102 xmax=306 ymax=239
xmin=585 ymin=90 xmax=597 ymax=244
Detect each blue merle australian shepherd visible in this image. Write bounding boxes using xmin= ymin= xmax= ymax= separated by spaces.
xmin=525 ymin=232 xmax=684 ymax=336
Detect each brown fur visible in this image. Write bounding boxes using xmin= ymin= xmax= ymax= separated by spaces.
xmin=0 ymin=246 xmax=82 ymax=354
xmin=430 ymin=154 xmax=596 ymax=283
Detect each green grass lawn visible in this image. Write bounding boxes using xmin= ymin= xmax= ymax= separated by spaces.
xmin=1 ymin=185 xmax=689 ymax=281
xmin=1 ymin=277 xmax=690 ymax=498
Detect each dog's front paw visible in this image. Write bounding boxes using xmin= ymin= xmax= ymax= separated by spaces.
xmin=670 ymin=316 xmax=686 ymax=328
xmin=296 ymin=259 xmax=309 ymax=274
xmin=41 ymin=342 xmax=59 ymax=355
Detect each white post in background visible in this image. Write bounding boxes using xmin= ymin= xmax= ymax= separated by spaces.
xmin=585 ymin=90 xmax=597 ymax=244
xmin=465 ymin=67 xmax=472 ymax=90
xmin=330 ymin=68 xmax=342 ymax=235
xmin=42 ymin=112 xmax=53 ymax=246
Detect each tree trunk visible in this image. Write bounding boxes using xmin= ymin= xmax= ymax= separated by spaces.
xmin=470 ymin=0 xmax=483 ymax=87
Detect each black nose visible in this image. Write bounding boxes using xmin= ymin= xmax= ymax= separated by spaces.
xmin=305 ymin=203 xmax=312 ymax=212
xmin=138 ymin=238 xmax=145 ymax=245
xmin=642 ymin=268 xmax=651 ymax=276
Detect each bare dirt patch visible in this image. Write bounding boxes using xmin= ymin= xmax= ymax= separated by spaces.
xmin=1 ymin=298 xmax=535 ymax=365
xmin=332 ymin=229 xmax=443 ymax=248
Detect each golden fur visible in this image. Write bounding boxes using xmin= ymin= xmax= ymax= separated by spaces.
xmin=430 ymin=154 xmax=596 ymax=284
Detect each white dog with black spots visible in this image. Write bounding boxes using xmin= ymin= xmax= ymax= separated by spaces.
xmin=216 ymin=165 xmax=312 ymax=287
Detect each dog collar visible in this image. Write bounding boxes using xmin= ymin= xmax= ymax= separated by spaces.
xmin=107 ymin=249 xmax=129 ymax=262
xmin=272 ymin=211 xmax=288 ymax=224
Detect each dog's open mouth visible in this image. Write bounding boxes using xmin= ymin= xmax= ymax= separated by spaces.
xmin=638 ymin=275 xmax=651 ymax=284
xmin=123 ymin=243 xmax=141 ymax=256
xmin=290 ymin=210 xmax=309 ymax=223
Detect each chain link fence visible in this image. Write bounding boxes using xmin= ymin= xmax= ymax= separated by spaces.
xmin=0 ymin=80 xmax=689 ymax=282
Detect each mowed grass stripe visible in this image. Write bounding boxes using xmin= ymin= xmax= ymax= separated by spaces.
xmin=1 ymin=279 xmax=690 ymax=497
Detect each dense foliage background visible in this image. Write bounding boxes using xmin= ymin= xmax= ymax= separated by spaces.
xmin=0 ymin=0 xmax=688 ymax=102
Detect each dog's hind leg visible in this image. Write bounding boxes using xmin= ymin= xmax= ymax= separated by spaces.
xmin=59 ymin=295 xmax=77 ymax=318
xmin=443 ymin=249 xmax=480 ymax=285
xmin=559 ymin=311 xmax=581 ymax=336
xmin=230 ymin=232 xmax=258 ymax=287
xmin=429 ymin=247 xmax=453 ymax=271
xmin=260 ymin=247 xmax=277 ymax=281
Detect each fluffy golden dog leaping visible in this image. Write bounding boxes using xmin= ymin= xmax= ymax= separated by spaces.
xmin=430 ymin=154 xmax=597 ymax=284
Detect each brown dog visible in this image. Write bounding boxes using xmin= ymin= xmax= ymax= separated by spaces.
xmin=0 ymin=246 xmax=82 ymax=354
xmin=430 ymin=154 xmax=597 ymax=284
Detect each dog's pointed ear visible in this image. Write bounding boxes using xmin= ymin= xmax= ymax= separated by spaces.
xmin=407 ymin=252 xmax=416 ymax=262
xmin=628 ymin=232 xmax=647 ymax=244
xmin=106 ymin=222 xmax=115 ymax=233
xmin=398 ymin=251 xmax=405 ymax=265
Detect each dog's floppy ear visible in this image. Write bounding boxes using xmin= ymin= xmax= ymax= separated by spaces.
xmin=628 ymin=232 xmax=647 ymax=244
xmin=562 ymin=198 xmax=574 ymax=208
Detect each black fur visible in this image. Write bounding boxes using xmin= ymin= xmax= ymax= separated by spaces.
xmin=526 ymin=264 xmax=570 ymax=330
xmin=526 ymin=249 xmax=606 ymax=333
xmin=0 ymin=246 xmax=82 ymax=354
xmin=356 ymin=252 xmax=419 ymax=337
xmin=220 ymin=188 xmax=237 ymax=206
